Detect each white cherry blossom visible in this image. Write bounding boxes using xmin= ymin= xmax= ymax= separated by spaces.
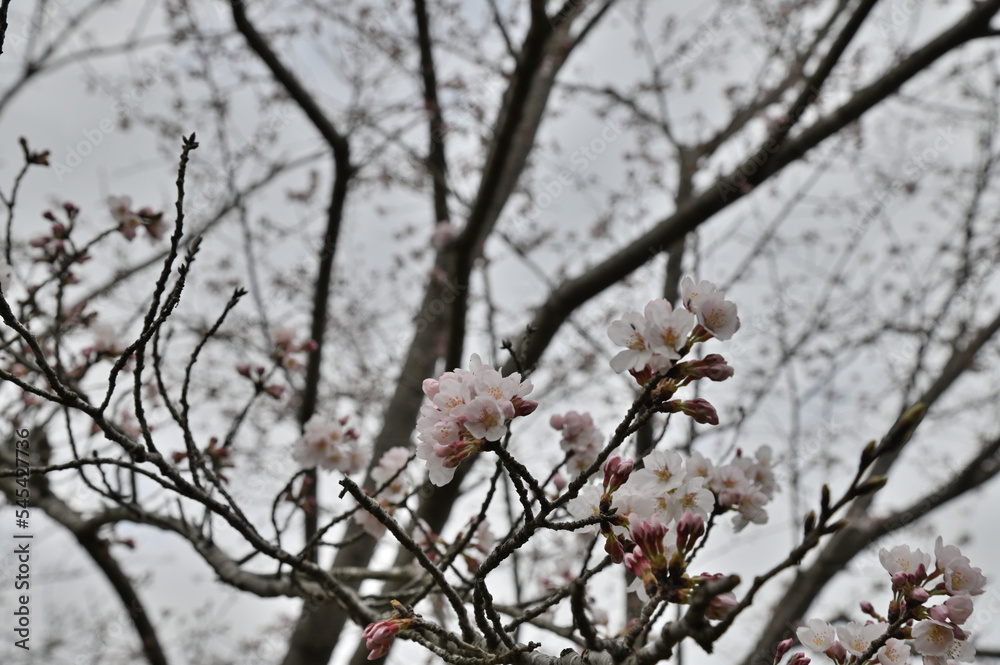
xmin=796 ymin=618 xmax=835 ymax=653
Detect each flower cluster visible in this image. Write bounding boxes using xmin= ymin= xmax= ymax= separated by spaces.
xmin=108 ymin=195 xmax=166 ymax=241
xmin=608 ymin=276 xmax=739 ymax=379
xmin=795 ymin=538 xmax=985 ymax=664
xmin=354 ymin=446 xmax=412 ymax=538
xmin=550 ymin=410 xmax=603 ymax=478
xmin=567 ymin=445 xmax=777 ymax=537
xmin=293 ymin=414 xmax=370 ymax=474
xmin=269 ymin=326 xmax=317 ymax=371
xmin=416 ymin=354 xmax=537 ymax=486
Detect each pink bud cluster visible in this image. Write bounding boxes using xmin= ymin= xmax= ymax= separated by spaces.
xmin=362 ymin=601 xmax=414 ymax=660
xmin=794 ymin=538 xmax=986 ymax=664
xmin=292 ymin=414 xmax=369 ymax=474
xmin=416 ymin=354 xmax=537 ymax=486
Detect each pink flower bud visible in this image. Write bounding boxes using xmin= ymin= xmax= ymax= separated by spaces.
xmin=603 ymin=455 xmax=633 ymax=493
xmin=705 ymin=591 xmax=737 ymax=620
xmin=422 ymin=378 xmax=441 ymax=398
xmin=552 ymin=472 xmax=567 ymax=491
xmin=891 ymin=571 xmax=907 ymax=589
xmin=236 ymin=363 xmax=252 ymax=377
xmin=774 ymin=638 xmax=794 ymax=665
xmin=604 ymin=532 xmax=625 ymax=564
xmin=909 ymin=587 xmax=929 ymax=604
xmin=860 ymin=600 xmax=877 ymax=618
xmin=682 ymin=398 xmax=719 ymax=425
xmin=549 ymin=413 xmax=565 ymax=429
xmin=676 ymin=510 xmax=705 ymax=551
xmin=789 ymin=654 xmax=811 ymax=665
xmin=679 ymin=354 xmax=735 ymax=382
xmin=264 ymin=384 xmax=285 ymax=400
xmin=514 ymin=398 xmax=538 ymax=417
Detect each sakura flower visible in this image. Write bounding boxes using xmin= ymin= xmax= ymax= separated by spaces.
xmin=608 ymin=311 xmax=655 ymax=373
xmin=933 ymin=596 xmax=974 ymax=624
xmin=632 ymin=449 xmax=686 ymax=493
xmin=876 ymin=637 xmax=911 ymax=664
xmin=731 ymin=487 xmax=769 ymax=532
xmin=674 ymin=477 xmax=715 ymax=522
xmin=680 ymin=275 xmax=741 ymax=340
xmin=879 ymin=544 xmax=932 ymax=576
xmin=293 ymin=415 xmax=369 ymax=474
xmin=415 ymin=439 xmax=478 ymax=487
xmin=797 ymin=618 xmax=835 ymax=653
xmin=944 ymin=556 xmax=986 ymax=596
xmin=709 ymin=464 xmax=749 ymax=507
xmin=551 ymin=411 xmax=603 ymax=478
xmin=912 ymin=620 xmax=955 ymax=657
xmin=684 ymin=450 xmax=715 ymax=481
xmin=565 ymin=484 xmax=604 ymax=532
xmin=837 ymin=621 xmax=887 ymax=657
xmin=644 ymin=299 xmax=696 ymax=366
xmin=416 ymin=354 xmax=535 ymax=485
xmin=935 ymin=536 xmax=964 ymax=571
xmin=371 ymin=447 xmax=412 ymax=502
xmin=107 ymin=195 xmax=133 ymax=222
xmin=463 ymin=395 xmax=509 ymax=441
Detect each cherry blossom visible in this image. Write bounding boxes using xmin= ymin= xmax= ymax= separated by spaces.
xmin=608 ymin=311 xmax=656 ymax=373
xmin=293 ymin=414 xmax=369 ymax=474
xmin=836 ymin=621 xmax=887 ymax=657
xmin=679 ymin=275 xmax=741 ymax=341
xmin=876 ymin=637 xmax=911 ymax=664
xmin=631 ymin=449 xmax=685 ymax=493
xmin=796 ymin=618 xmax=835 ymax=652
xmin=912 ymin=619 xmax=955 ymax=657
xmin=944 ymin=556 xmax=986 ymax=596
xmin=551 ymin=411 xmax=603 ymax=478
xmin=416 ymin=354 xmax=535 ymax=485
xmin=879 ymin=544 xmax=932 ymax=576
xmin=644 ymin=299 xmax=696 ymax=366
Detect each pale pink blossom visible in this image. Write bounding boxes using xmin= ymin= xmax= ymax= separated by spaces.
xmin=680 ymin=275 xmax=741 ymax=340
xmin=935 ymin=536 xmax=964 ymax=571
xmin=608 ymin=311 xmax=655 ymax=373
xmin=463 ymin=394 xmax=509 ymax=441
xmin=837 ymin=621 xmax=887 ymax=657
xmin=879 ymin=544 xmax=932 ymax=576
xmin=632 ymin=449 xmax=686 ymax=493
xmin=912 ymin=620 xmax=955 ymax=657
xmin=674 ymin=477 xmax=715 ymax=521
xmin=876 ymin=637 xmax=911 ymax=664
xmin=644 ymin=299 xmax=696 ymax=366
xmin=796 ymin=618 xmax=835 ymax=653
xmin=371 ymin=447 xmax=412 ymax=502
xmin=944 ymin=556 xmax=986 ymax=596
xmin=293 ymin=415 xmax=369 ymax=474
